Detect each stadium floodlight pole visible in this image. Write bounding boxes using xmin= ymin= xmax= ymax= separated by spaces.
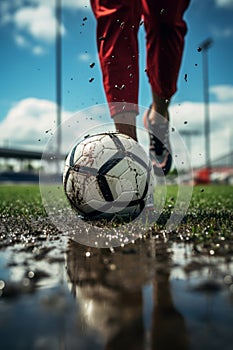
xmin=55 ymin=0 xmax=62 ymax=164
xmin=199 ymin=38 xmax=213 ymax=172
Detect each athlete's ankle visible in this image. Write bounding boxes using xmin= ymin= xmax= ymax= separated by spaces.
xmin=113 ymin=112 xmax=137 ymax=141
xmin=152 ymin=92 xmax=170 ymax=121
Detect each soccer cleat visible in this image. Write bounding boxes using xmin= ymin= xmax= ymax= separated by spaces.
xmin=143 ymin=105 xmax=172 ymax=176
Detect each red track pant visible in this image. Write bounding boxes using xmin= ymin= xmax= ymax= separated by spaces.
xmin=91 ymin=0 xmax=190 ymax=117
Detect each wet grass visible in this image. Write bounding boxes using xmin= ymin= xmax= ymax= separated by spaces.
xmin=0 ymin=184 xmax=232 ymax=254
xmin=0 ymin=184 xmax=232 ymax=349
xmin=0 ymin=184 xmax=45 ymax=218
xmin=157 ymin=184 xmax=233 ymax=256
xmin=1 ymin=184 xmax=232 ymax=213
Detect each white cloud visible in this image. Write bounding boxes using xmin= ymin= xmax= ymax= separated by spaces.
xmin=14 ymin=34 xmax=46 ymax=55
xmin=61 ymin=0 xmax=90 ymax=9
xmin=170 ymin=99 xmax=233 ymax=167
xmin=0 ymin=98 xmax=106 ymax=153
xmin=32 ymin=45 xmax=46 ymax=55
xmin=0 ymin=0 xmax=91 ymax=55
xmin=0 ymin=1 xmax=67 ymax=54
xmin=215 ymin=0 xmax=233 ymax=8
xmin=13 ymin=5 xmax=65 ymax=43
xmin=212 ymin=26 xmax=233 ymax=38
xmin=0 ymin=2 xmax=14 ymax=25
xmin=210 ymin=84 xmax=233 ymax=101
xmin=77 ymin=52 xmax=92 ymax=62
xmin=1 ymin=95 xmax=232 ymax=169
xmin=30 ymin=0 xmax=90 ymax=10
xmin=14 ymin=34 xmax=28 ymax=47
xmin=0 ymin=0 xmax=90 ymax=18
xmin=0 ymin=98 xmax=59 ymax=149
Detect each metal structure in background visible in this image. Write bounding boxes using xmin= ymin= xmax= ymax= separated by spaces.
xmin=199 ymin=38 xmax=213 ymax=171
xmin=56 ymin=0 xmax=62 ymax=158
xmin=180 ymin=129 xmax=201 ymax=159
xmin=0 ymin=148 xmax=65 ymax=160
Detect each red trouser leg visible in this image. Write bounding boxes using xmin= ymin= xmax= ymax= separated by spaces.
xmin=91 ymin=0 xmax=142 ymax=117
xmin=91 ymin=0 xmax=190 ymax=116
xmin=142 ymin=0 xmax=190 ymax=99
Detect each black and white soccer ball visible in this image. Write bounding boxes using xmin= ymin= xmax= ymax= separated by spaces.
xmin=63 ymin=132 xmax=153 ymax=221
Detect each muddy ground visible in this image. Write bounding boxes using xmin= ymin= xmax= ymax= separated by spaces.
xmin=0 ymin=185 xmax=233 ymax=350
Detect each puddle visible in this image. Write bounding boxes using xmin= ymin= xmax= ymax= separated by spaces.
xmin=0 ymin=237 xmax=233 ymax=350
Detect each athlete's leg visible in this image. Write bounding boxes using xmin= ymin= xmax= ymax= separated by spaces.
xmin=142 ymin=0 xmax=190 ymax=115
xmin=91 ymin=0 xmax=142 ymax=139
xmin=142 ymin=0 xmax=190 ymax=174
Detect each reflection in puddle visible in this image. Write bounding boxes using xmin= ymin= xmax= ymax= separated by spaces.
xmin=66 ymin=239 xmax=233 ymax=350
xmin=0 ymin=238 xmax=233 ymax=349
xmin=66 ymin=240 xmax=186 ymax=349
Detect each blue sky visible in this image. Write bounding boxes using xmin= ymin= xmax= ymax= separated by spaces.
xmin=0 ymin=0 xmax=233 ymax=167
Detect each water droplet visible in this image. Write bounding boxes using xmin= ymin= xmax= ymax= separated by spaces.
xmin=109 ymin=263 xmax=116 ymax=270
xmin=115 ymin=84 xmax=125 ymax=90
xmin=23 ymin=278 xmax=30 ymax=286
xmin=28 ymin=271 xmax=35 ymax=278
xmin=224 ymin=275 xmax=232 ymax=285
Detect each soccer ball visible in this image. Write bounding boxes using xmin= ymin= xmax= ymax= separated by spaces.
xmin=63 ymin=132 xmax=153 ymax=221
